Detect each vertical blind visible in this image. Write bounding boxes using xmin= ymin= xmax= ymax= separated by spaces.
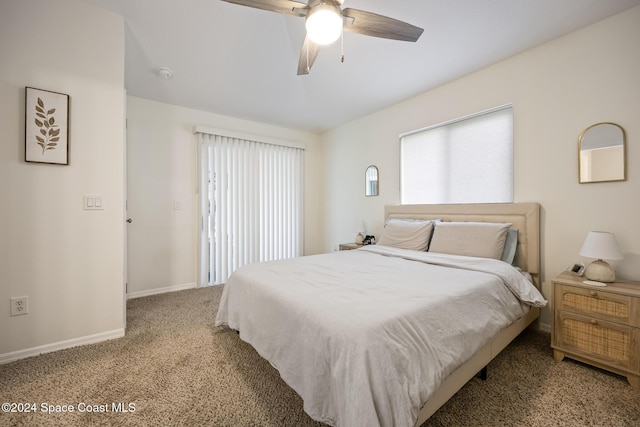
xmin=196 ymin=129 xmax=304 ymax=285
xmin=400 ymin=105 xmax=513 ymax=204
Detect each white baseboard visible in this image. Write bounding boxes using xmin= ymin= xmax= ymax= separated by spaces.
xmin=538 ymin=321 xmax=551 ymax=333
xmin=127 ymin=282 xmax=196 ymax=300
xmin=0 ymin=328 xmax=125 ymax=365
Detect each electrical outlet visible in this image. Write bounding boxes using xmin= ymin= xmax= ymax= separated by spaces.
xmin=10 ymin=296 xmax=29 ymax=316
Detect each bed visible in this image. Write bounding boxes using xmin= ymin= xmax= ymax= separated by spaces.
xmin=215 ymin=202 xmax=546 ymax=426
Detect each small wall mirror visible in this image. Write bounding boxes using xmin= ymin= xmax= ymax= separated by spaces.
xmin=365 ymin=165 xmax=379 ymax=196
xmin=578 ymin=123 xmax=626 ymax=183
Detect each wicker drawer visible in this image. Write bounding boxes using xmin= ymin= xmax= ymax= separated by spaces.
xmin=552 ymin=273 xmax=640 ymax=388
xmin=554 ymin=284 xmax=640 ymax=327
xmin=554 ymin=310 xmax=640 ymax=373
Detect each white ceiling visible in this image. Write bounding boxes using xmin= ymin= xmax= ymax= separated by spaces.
xmin=84 ymin=0 xmax=640 ymax=134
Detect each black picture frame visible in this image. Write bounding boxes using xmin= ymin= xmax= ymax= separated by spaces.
xmin=25 ymin=87 xmax=69 ymax=165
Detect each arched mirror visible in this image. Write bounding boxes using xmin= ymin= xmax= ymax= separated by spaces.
xmin=365 ymin=165 xmax=379 ymax=196
xmin=578 ymin=123 xmax=626 ymax=183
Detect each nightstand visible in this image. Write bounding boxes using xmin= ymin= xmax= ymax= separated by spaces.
xmin=339 ymin=243 xmax=363 ymax=251
xmin=551 ymin=271 xmax=640 ymax=388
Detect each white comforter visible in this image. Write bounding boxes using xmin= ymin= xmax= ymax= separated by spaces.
xmin=215 ymin=245 xmax=547 ymax=427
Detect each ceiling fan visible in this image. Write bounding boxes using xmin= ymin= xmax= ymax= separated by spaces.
xmin=220 ymin=0 xmax=424 ymax=75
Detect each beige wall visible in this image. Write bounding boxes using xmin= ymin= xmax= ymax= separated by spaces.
xmin=321 ymin=6 xmax=640 ymax=331
xmin=125 ymin=96 xmax=324 ymax=297
xmin=0 ymin=0 xmax=125 ymax=359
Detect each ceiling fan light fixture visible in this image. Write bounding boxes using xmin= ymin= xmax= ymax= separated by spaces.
xmin=305 ymin=4 xmax=343 ymax=45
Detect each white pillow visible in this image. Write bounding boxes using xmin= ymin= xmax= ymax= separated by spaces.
xmin=377 ymin=220 xmax=434 ymax=252
xmin=428 ymin=222 xmax=512 ymax=260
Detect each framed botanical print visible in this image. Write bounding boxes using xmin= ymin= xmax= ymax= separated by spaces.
xmin=25 ymin=87 xmax=69 ymax=165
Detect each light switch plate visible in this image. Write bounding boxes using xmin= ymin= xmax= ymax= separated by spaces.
xmin=84 ymin=195 xmax=104 ymax=210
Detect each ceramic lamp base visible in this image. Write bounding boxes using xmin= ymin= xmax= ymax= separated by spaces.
xmin=584 ymin=259 xmax=615 ymax=283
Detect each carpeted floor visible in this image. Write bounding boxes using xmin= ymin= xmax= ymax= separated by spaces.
xmin=1 ymin=286 xmax=639 ymax=427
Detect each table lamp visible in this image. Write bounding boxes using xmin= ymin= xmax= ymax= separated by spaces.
xmin=579 ymin=231 xmax=623 ymax=283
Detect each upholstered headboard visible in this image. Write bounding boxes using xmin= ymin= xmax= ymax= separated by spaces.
xmin=384 ymin=203 xmax=541 ymax=284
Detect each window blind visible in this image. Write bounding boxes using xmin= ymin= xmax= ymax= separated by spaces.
xmin=400 ymin=106 xmax=513 ymax=204
xmin=196 ymin=130 xmax=304 ymax=285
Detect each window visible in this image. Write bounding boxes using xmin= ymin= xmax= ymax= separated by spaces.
xmin=400 ymin=105 xmax=513 ymax=204
xmin=196 ymin=127 xmax=304 ymax=285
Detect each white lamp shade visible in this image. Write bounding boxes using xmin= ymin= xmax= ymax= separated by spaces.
xmin=579 ymin=231 xmax=623 ymax=260
xmin=305 ymin=4 xmax=343 ymax=45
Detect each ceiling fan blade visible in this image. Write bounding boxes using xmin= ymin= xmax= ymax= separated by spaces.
xmin=297 ymin=35 xmax=321 ymax=75
xmin=220 ymin=0 xmax=308 ymax=17
xmin=342 ymin=8 xmax=423 ymax=42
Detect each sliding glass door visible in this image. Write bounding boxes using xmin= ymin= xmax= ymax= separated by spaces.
xmin=196 ymin=129 xmax=304 ymax=285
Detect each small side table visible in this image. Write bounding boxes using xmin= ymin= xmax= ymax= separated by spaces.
xmin=551 ymin=271 xmax=640 ymax=388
